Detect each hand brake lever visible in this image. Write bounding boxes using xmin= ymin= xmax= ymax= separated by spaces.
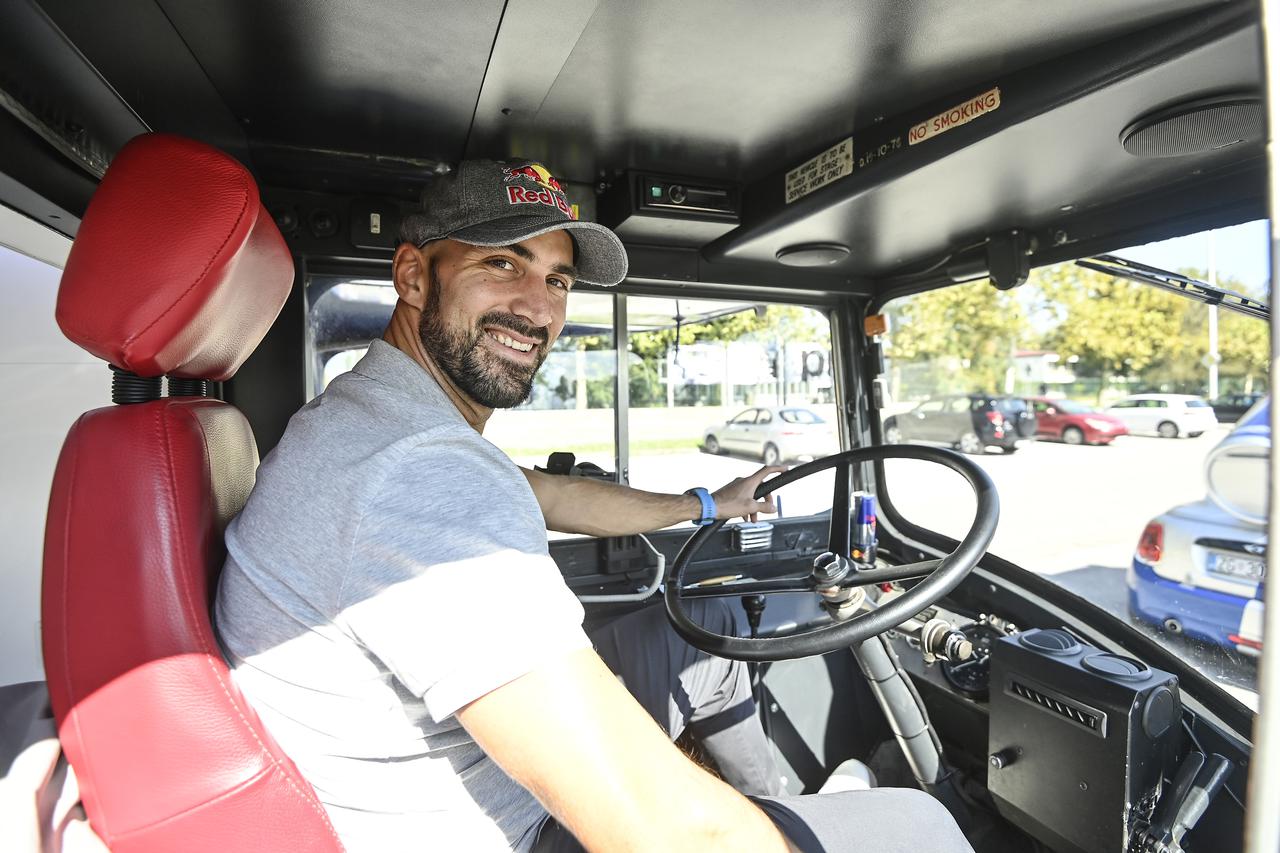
xmin=1141 ymin=751 xmax=1233 ymax=853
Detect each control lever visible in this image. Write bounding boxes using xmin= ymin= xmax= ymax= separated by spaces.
xmin=918 ymin=619 xmax=973 ymax=664
xmin=1140 ymin=751 xmax=1233 ymax=853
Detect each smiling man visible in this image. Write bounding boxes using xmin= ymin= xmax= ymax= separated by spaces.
xmin=214 ymin=160 xmax=973 ymax=853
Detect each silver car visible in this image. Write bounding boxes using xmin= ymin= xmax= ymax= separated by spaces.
xmin=702 ymin=406 xmax=837 ymax=465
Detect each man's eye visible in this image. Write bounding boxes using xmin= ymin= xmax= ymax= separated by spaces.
xmin=549 ymin=278 xmax=571 ymax=291
xmin=488 ymin=258 xmax=516 ymax=271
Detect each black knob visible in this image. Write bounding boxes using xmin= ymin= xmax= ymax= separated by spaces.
xmin=989 ymin=748 xmax=1019 ymax=770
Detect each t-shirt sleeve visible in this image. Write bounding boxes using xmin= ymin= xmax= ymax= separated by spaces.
xmin=337 ymin=434 xmax=590 ymax=722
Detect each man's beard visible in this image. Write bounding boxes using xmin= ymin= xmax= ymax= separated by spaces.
xmin=418 ymin=262 xmax=550 ymax=408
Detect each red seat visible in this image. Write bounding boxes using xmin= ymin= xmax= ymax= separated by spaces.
xmin=42 ymin=133 xmax=344 ymax=852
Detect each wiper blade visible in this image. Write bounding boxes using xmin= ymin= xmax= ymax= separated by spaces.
xmin=1075 ymin=255 xmax=1269 ymax=321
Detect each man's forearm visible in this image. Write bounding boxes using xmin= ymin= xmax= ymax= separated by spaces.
xmin=521 ymin=467 xmax=698 ymax=536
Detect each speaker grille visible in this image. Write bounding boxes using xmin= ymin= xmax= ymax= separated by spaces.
xmin=1122 ymin=97 xmax=1263 ymax=159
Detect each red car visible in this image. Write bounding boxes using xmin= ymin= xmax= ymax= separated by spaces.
xmin=1029 ymin=397 xmax=1129 ymax=445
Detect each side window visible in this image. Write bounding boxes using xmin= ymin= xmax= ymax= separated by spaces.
xmin=917 ymin=400 xmax=946 ymax=413
xmin=950 ymin=398 xmax=973 ymax=413
xmin=486 ymin=291 xmax=618 ymax=466
xmin=303 ymin=284 xmax=838 ymax=528
xmin=626 ymin=298 xmax=836 ymax=521
xmin=1111 ymin=400 xmax=1134 ymax=408
xmin=304 ymin=275 xmax=619 ymax=473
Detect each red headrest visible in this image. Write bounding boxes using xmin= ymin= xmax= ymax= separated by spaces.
xmin=56 ymin=134 xmax=293 ymax=382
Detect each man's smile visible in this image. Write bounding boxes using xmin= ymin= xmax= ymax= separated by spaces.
xmin=481 ymin=324 xmax=545 ymax=364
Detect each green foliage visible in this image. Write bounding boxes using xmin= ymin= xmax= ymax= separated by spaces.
xmin=1031 ymin=264 xmax=1269 ymax=393
xmin=628 ymin=305 xmax=826 ymax=360
xmin=885 ymin=280 xmax=1030 ymax=394
xmin=885 ymin=261 xmax=1269 ymax=401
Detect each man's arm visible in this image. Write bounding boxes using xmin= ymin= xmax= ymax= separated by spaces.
xmin=520 ymin=465 xmax=785 ymax=536
xmin=457 ymin=646 xmax=792 ymax=852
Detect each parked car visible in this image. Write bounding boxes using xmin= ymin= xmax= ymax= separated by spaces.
xmin=702 ymin=406 xmax=837 ymax=464
xmin=1128 ymin=398 xmax=1268 ymax=656
xmin=1028 ymin=397 xmax=1128 ymax=445
xmin=882 ymin=395 xmax=1037 ymax=454
xmin=1105 ymin=393 xmax=1218 ymax=438
xmin=1210 ymin=393 xmax=1264 ymax=423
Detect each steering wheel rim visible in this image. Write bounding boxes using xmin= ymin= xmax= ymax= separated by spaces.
xmin=663 ymin=444 xmax=999 ymax=661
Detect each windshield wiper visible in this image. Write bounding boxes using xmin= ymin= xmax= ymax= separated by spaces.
xmin=1075 ymin=255 xmax=1269 ymax=321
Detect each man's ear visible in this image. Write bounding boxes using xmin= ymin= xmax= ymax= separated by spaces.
xmin=392 ymin=242 xmax=430 ymax=310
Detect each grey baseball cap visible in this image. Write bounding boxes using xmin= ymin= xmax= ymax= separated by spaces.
xmin=399 ymin=159 xmax=628 ymax=286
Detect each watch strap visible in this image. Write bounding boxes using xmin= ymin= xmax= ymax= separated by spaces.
xmin=685 ymin=487 xmax=716 ymax=526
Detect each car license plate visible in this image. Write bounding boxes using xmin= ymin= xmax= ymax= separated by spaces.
xmin=1207 ymin=552 xmax=1266 ymax=582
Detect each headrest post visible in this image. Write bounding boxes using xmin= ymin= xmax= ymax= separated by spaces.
xmin=110 ymin=365 xmax=162 ymax=404
xmin=167 ymin=377 xmax=210 ymax=397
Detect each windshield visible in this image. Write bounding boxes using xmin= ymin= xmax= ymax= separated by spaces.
xmin=878 ymin=221 xmax=1269 ymax=709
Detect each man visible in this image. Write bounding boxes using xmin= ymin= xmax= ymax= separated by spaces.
xmin=215 ymin=160 xmax=973 ymax=852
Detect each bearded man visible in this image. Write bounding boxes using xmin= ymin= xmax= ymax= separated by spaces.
xmin=214 ymin=160 xmax=973 ymax=853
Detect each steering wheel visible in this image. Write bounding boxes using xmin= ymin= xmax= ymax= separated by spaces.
xmin=663 ymin=445 xmax=998 ymax=661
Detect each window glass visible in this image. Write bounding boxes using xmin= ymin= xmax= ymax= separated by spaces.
xmin=624 ymin=297 xmax=837 ymax=522
xmin=485 ymin=292 xmax=617 ymax=470
xmin=305 ymin=275 xmax=617 ymax=468
xmin=306 ymin=278 xmax=398 ymax=397
xmin=878 ymin=221 xmax=1269 ymax=708
xmin=304 ymin=284 xmax=842 ymax=531
xmin=780 ymin=409 xmax=824 ymax=425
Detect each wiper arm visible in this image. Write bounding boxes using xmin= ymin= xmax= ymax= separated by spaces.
xmin=1075 ymin=255 xmax=1269 ymax=321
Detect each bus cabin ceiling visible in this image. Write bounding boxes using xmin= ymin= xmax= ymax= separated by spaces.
xmin=0 ymin=0 xmax=1265 ymax=295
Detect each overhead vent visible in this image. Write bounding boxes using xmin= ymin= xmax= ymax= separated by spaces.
xmin=1121 ymin=94 xmax=1263 ymax=158
xmin=1007 ymin=678 xmax=1106 ymax=736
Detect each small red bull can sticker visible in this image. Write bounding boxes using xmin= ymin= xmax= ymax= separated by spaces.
xmin=502 ymin=163 xmax=575 ymax=218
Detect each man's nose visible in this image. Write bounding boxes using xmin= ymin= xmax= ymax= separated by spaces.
xmin=508 ymin=271 xmax=556 ymax=328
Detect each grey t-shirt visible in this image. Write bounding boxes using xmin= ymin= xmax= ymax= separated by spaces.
xmin=215 ymin=340 xmax=589 ymax=852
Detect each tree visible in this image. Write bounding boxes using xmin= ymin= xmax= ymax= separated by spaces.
xmin=1031 ymin=263 xmax=1269 ymax=397
xmin=885 ymin=279 xmax=1031 ymax=396
xmin=1032 ymin=264 xmax=1188 ymax=393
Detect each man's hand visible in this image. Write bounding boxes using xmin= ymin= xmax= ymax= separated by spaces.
xmin=711 ymin=465 xmax=786 ymax=523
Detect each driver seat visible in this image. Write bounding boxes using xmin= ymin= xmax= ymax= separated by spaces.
xmin=41 ymin=133 xmax=344 ymax=851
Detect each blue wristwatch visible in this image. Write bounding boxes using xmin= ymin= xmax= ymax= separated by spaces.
xmin=685 ymin=487 xmax=716 ymax=526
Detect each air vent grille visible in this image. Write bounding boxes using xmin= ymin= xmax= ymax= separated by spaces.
xmin=1008 ymin=679 xmax=1106 ymax=737
xmin=733 ymin=522 xmax=774 ymax=552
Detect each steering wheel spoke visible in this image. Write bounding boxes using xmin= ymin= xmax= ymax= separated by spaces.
xmin=828 ymin=460 xmax=852 ymax=559
xmin=663 ymin=445 xmax=998 ymax=661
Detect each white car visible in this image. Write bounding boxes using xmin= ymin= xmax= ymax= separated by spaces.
xmin=702 ymin=406 xmax=837 ymax=465
xmin=1105 ymin=393 xmax=1218 ymax=438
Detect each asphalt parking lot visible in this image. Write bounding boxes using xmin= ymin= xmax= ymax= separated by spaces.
xmin=619 ymin=426 xmax=1260 ymax=708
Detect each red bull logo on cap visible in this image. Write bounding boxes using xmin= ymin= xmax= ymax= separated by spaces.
xmin=502 ymin=163 xmax=575 ymax=218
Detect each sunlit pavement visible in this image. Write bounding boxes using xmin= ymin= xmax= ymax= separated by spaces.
xmin=617 ymin=429 xmax=1259 ymax=708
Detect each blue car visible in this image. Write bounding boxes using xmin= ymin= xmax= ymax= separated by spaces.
xmin=1128 ymin=399 xmax=1267 ymax=656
